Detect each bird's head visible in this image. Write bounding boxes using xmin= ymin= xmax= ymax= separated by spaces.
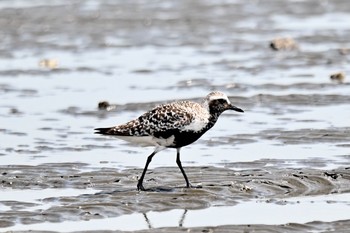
xmin=204 ymin=91 xmax=244 ymax=115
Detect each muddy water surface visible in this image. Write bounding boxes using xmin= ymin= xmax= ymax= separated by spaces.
xmin=1 ymin=0 xmax=350 ymax=232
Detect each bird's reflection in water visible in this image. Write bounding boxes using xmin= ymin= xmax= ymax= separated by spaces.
xmin=179 ymin=209 xmax=187 ymax=227
xmin=142 ymin=209 xmax=188 ymax=229
xmin=143 ymin=213 xmax=152 ymax=229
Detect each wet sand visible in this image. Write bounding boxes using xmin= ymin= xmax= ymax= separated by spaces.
xmin=1 ymin=0 xmax=350 ymax=232
xmin=1 ymin=163 xmax=350 ymax=231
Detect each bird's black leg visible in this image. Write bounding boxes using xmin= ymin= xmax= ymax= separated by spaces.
xmin=176 ymin=148 xmax=192 ymax=188
xmin=137 ymin=150 xmax=157 ymax=191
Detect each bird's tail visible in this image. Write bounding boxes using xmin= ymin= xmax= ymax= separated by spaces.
xmin=94 ymin=127 xmax=113 ymax=135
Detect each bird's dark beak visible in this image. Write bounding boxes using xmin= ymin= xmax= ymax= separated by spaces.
xmin=228 ymin=104 xmax=244 ymax=113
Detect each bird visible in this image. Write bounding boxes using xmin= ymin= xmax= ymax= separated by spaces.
xmin=94 ymin=91 xmax=244 ymax=191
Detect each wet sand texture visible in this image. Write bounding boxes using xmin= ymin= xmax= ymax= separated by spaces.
xmin=1 ymin=163 xmax=350 ymax=229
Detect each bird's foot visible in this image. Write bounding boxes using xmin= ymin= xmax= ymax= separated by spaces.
xmin=186 ymin=183 xmax=202 ymax=189
xmin=137 ymin=181 xmax=146 ymax=191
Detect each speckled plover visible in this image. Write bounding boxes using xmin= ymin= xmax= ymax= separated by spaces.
xmin=95 ymin=91 xmax=244 ymax=191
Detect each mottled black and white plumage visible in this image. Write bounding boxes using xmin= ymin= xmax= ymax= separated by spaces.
xmin=95 ymin=91 xmax=244 ymax=191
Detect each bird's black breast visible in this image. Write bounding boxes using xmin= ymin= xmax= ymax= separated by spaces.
xmin=153 ymin=129 xmax=207 ymax=148
xmin=172 ymin=130 xmax=206 ymax=148
xmin=153 ymin=116 xmax=217 ymax=148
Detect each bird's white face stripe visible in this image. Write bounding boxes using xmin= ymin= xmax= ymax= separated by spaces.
xmin=208 ymin=95 xmax=231 ymax=104
xmin=205 ymin=91 xmax=231 ymax=104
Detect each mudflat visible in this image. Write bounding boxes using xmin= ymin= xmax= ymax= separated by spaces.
xmin=1 ymin=0 xmax=350 ymax=232
xmin=1 ymin=162 xmax=350 ymax=231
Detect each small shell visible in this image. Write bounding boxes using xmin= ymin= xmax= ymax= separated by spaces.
xmin=270 ymin=37 xmax=298 ymax=51
xmin=330 ymin=72 xmax=346 ymax=83
xmin=39 ymin=59 xmax=58 ymax=69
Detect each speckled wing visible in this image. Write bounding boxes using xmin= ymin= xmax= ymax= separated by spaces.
xmin=95 ymin=101 xmax=199 ymax=138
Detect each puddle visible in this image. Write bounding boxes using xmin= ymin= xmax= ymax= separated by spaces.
xmin=5 ymin=193 xmax=350 ymax=232
xmin=0 ymin=188 xmax=99 ymax=203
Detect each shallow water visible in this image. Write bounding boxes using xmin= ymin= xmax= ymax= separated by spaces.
xmin=1 ymin=0 xmax=350 ymax=232
xmin=8 ymin=193 xmax=350 ymax=232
